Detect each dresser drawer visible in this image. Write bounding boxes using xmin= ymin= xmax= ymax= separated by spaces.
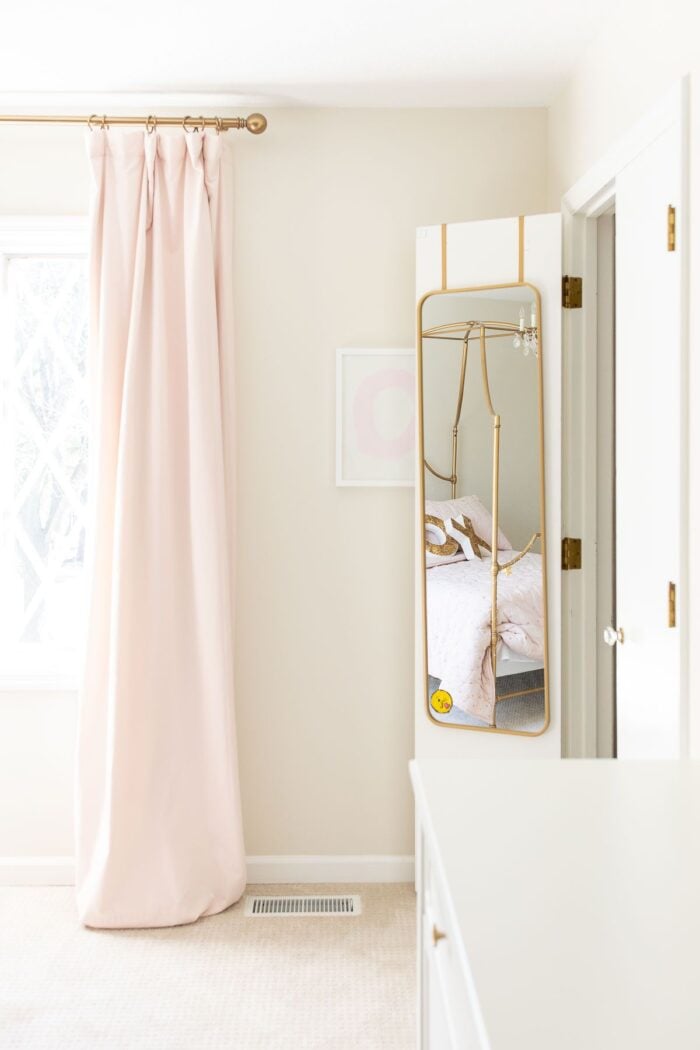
xmin=421 ymin=837 xmax=485 ymax=1049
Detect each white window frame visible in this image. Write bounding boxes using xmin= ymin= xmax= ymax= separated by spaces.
xmin=0 ymin=215 xmax=89 ymax=692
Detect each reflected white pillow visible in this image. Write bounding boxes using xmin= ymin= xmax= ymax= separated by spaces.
xmin=425 ymin=494 xmax=512 ymax=552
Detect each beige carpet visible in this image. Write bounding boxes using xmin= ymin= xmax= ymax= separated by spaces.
xmin=0 ymin=883 xmax=415 ymax=1050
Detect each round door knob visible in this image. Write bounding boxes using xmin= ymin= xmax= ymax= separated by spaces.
xmin=603 ymin=625 xmax=625 ymax=646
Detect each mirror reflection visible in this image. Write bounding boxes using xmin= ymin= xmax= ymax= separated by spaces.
xmin=420 ymin=284 xmax=548 ymax=734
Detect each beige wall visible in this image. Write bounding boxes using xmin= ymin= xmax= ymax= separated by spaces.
xmin=0 ymin=107 xmax=548 ymax=862
xmin=547 ymin=2 xmax=698 ymax=205
xmin=547 ymin=1 xmax=700 ymax=755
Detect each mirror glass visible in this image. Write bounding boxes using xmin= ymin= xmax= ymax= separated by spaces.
xmin=420 ymin=284 xmax=548 ymax=734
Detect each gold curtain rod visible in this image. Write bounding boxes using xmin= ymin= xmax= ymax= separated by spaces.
xmin=0 ymin=112 xmax=268 ymax=134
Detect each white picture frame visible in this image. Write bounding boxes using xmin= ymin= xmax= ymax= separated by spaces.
xmin=336 ymin=348 xmax=415 ymax=487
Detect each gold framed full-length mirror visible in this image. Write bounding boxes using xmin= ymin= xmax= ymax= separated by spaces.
xmin=418 ymin=282 xmax=549 ymax=735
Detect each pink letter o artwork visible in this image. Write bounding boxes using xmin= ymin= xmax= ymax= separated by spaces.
xmin=352 ymin=367 xmax=415 ymax=460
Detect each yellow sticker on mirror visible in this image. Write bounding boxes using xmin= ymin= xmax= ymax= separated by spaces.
xmin=430 ymin=689 xmax=453 ymax=714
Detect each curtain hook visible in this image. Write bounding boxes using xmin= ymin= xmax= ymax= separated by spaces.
xmin=215 ymin=116 xmax=223 ymax=135
xmin=146 ymin=115 xmax=157 ymax=135
xmin=100 ymin=114 xmax=109 ymax=131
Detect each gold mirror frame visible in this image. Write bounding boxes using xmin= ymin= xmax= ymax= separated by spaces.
xmin=417 ymin=281 xmax=550 ymax=737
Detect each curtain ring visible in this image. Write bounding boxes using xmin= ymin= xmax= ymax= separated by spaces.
xmin=146 ymin=115 xmax=157 ymax=135
xmin=87 ymin=114 xmax=99 ymax=131
xmin=215 ymin=116 xmax=223 ymax=135
xmin=183 ymin=114 xmax=206 ymax=133
xmin=100 ymin=114 xmax=109 ymax=130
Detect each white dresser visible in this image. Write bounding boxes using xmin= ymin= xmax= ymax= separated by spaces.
xmin=411 ymin=758 xmax=700 ymax=1049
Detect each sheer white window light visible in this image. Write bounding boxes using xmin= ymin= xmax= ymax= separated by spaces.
xmin=0 ymin=219 xmax=89 ymax=687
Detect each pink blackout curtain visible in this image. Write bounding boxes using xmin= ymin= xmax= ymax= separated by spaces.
xmin=76 ymin=130 xmax=246 ymax=928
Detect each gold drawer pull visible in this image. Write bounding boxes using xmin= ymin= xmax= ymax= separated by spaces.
xmin=432 ymin=923 xmax=447 ymax=946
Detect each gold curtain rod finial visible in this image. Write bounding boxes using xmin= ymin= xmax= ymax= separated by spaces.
xmin=245 ymin=113 xmax=267 ymax=135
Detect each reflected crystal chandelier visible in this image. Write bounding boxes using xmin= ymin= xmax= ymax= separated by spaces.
xmin=512 ymin=304 xmax=538 ymax=358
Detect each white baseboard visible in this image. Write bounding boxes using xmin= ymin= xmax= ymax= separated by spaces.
xmin=0 ymin=854 xmax=415 ymax=887
xmin=246 ymin=855 xmax=415 ymax=884
xmin=0 ymin=857 xmax=75 ymax=886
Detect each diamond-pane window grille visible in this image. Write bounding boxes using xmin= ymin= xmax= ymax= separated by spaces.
xmin=0 ymin=254 xmax=89 ymax=668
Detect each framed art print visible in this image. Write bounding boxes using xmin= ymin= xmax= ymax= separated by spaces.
xmin=336 ymin=348 xmax=415 ymax=486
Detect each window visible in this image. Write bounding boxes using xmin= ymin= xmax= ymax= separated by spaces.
xmin=0 ymin=219 xmax=89 ymax=687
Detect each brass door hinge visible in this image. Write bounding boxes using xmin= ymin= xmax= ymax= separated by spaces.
xmin=562 ymin=537 xmax=582 ymax=570
xmin=669 ymin=581 xmax=677 ymax=627
xmin=562 ymin=275 xmax=583 ymax=309
xmin=668 ymin=205 xmax=676 ymax=252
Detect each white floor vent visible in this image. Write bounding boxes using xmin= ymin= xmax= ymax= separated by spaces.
xmin=245 ymin=894 xmax=362 ymax=917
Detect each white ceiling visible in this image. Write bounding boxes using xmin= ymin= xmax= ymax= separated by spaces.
xmin=0 ymin=0 xmax=623 ymax=108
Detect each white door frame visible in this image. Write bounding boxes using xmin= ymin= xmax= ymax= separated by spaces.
xmin=560 ymin=78 xmax=689 ymax=758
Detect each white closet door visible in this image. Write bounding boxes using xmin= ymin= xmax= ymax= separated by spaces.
xmin=615 ymin=124 xmax=682 ymax=757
